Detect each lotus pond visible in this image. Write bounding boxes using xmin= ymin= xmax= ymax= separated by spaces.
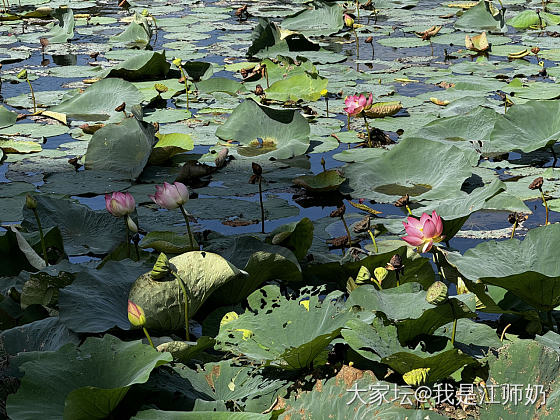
xmin=5 ymin=0 xmax=560 ymax=418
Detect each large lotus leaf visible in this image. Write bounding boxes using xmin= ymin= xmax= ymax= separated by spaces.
xmin=480 ymin=340 xmax=560 ymax=419
xmin=293 ymin=169 xmax=345 ymax=192
xmin=242 ymin=57 xmax=317 ymax=91
xmin=134 ymin=411 xmax=271 ymax=420
xmin=434 ymin=318 xmax=502 ymax=358
xmin=267 ymin=218 xmax=314 ymax=260
xmin=343 ymin=137 xmax=478 ymax=203
xmin=413 ymin=179 xmax=506 ymax=240
xmin=447 ymin=223 xmax=560 ymax=311
xmin=148 ymin=132 xmax=194 ymax=165
xmin=0 ymin=229 xmax=40 ymax=276
xmin=507 ymin=10 xmax=560 ymax=29
xmin=265 ymin=72 xmax=328 ymax=102
xmin=342 ymin=319 xmax=477 ymax=384
xmin=0 ymin=317 xmax=79 ymax=356
xmin=194 ymin=77 xmax=247 ymax=95
xmin=21 ymin=195 xmax=125 ymax=255
xmin=454 ymin=0 xmax=506 ymax=32
xmin=347 ymin=284 xmax=477 ymax=344
xmin=84 ymin=117 xmax=156 ymax=180
xmin=215 ymin=99 xmax=310 ymax=159
xmin=59 ymin=260 xmax=149 ymax=333
xmin=45 ymin=7 xmax=74 ymax=43
xmin=276 ymin=365 xmax=447 ymax=419
xmin=0 ymin=105 xmax=17 ymax=129
xmin=489 ymin=101 xmax=560 ymax=153
xmin=128 ymin=251 xmax=248 ymax=331
xmin=181 ymin=61 xmax=213 ymax=81
xmin=109 ymin=13 xmax=152 ymax=48
xmin=281 ymin=2 xmax=343 ymax=37
xmin=173 ymin=360 xmax=287 ymax=412
xmin=410 ymin=106 xmax=500 ymax=147
xmin=20 ymin=268 xmax=74 ymax=309
xmin=215 ymin=285 xmax=354 ymax=369
xmin=247 ymin=18 xmax=281 ymax=57
xmin=50 ymin=78 xmax=143 ymax=121
xmin=204 ymin=236 xmax=301 ymax=306
xmin=103 ymin=51 xmax=170 ymax=81
xmin=7 ymin=335 xmax=172 ymax=420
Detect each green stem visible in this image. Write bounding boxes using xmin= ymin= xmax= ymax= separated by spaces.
xmin=179 ymin=66 xmax=189 ymax=111
xmin=406 ymin=205 xmax=413 ymax=216
xmin=510 ymin=220 xmax=517 ymax=239
xmin=134 ymin=242 xmax=140 ymax=261
xmin=356 ymin=0 xmax=360 ymax=19
xmin=341 ymin=215 xmax=352 ymax=247
xmin=353 ymin=29 xmax=359 ymax=60
xmin=142 ymin=327 xmax=155 ymax=349
xmin=362 ymin=113 xmax=372 ymax=147
xmin=367 ymin=229 xmax=378 ymax=253
xmin=124 ymin=216 xmax=130 ymax=259
xmin=540 ymin=188 xmax=549 ymax=225
xmin=347 ymin=114 xmax=350 ymax=131
xmin=32 ymin=208 xmax=48 ymax=266
xmin=451 ymin=318 xmax=457 ymax=345
xmin=26 ymin=77 xmax=36 ymax=114
xmin=258 ymin=178 xmax=265 ymax=234
xmin=175 ymin=274 xmax=190 ymax=340
xmin=179 ymin=204 xmax=195 ymax=250
xmin=325 ymin=95 xmax=329 ymax=117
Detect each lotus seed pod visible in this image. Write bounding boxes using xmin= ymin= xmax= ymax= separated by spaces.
xmin=220 ymin=311 xmax=239 ymax=326
xmin=403 ymin=368 xmax=430 ymax=386
xmin=374 ymin=267 xmax=388 ymax=284
xmin=355 ymin=266 xmax=371 ymax=284
xmin=150 ymin=252 xmax=170 ymax=280
xmin=426 ymin=281 xmax=448 ymax=305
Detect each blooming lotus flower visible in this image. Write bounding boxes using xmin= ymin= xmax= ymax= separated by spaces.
xmin=344 ymin=93 xmax=373 ymax=117
xmin=105 ymin=192 xmax=135 ymax=217
xmin=402 ymin=210 xmax=444 ymax=253
xmin=149 ymin=182 xmax=189 ymax=210
xmin=128 ymin=300 xmax=146 ymax=327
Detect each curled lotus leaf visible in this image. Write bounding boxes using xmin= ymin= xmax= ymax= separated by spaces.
xmin=292 ymin=169 xmax=346 ymax=192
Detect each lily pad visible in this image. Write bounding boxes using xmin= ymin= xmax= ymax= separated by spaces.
xmin=103 ymin=51 xmax=170 ymax=81
xmin=0 ymin=105 xmax=17 ymax=129
xmin=149 ymin=132 xmax=194 ymax=165
xmin=281 ymin=2 xmax=343 ymax=37
xmin=293 ymin=169 xmax=346 ymax=192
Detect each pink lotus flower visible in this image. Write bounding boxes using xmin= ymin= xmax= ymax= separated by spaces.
xmin=344 ymin=93 xmax=373 ymax=117
xmin=402 ymin=210 xmax=445 ymax=253
xmin=149 ymin=181 xmax=189 ymax=210
xmin=105 ymin=192 xmax=135 ymax=217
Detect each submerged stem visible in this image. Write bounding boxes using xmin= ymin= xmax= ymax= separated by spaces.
xmin=179 ymin=204 xmax=195 ymax=250
xmin=33 ymin=208 xmax=48 ymax=266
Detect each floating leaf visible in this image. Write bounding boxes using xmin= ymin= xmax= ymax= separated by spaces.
xmin=293 ymin=169 xmax=346 ymax=192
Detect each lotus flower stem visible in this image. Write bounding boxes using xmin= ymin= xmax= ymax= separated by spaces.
xmin=32 ymin=208 xmax=48 ymax=266
xmin=178 ymin=66 xmax=190 ymax=111
xmin=124 ymin=216 xmax=132 ymax=258
xmin=341 ymin=215 xmax=352 ymax=247
xmin=362 ymin=114 xmax=372 ymax=147
xmin=175 ymin=273 xmax=190 ymax=340
xmin=258 ymin=177 xmax=265 ymax=234
xmin=540 ymin=189 xmax=549 ymax=225
xmin=510 ymin=220 xmax=518 ymax=239
xmin=142 ymin=327 xmax=155 ymax=348
xmin=356 ymin=0 xmax=359 ymax=19
xmin=406 ymin=205 xmax=412 ymax=216
xmin=26 ymin=77 xmax=36 ymax=114
xmin=500 ymin=323 xmax=511 ymax=342
xmin=325 ymin=95 xmax=329 ymax=117
xmin=451 ymin=317 xmax=457 ymax=345
xmin=353 ymin=29 xmax=359 ymax=60
xmin=264 ymin=65 xmax=269 ymax=88
xmin=347 ymin=114 xmax=350 ymax=130
xmin=368 ymin=229 xmax=378 ymax=253
xmin=178 ymin=204 xmax=195 ymax=249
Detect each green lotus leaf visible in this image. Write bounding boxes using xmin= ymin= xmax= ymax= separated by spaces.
xmin=446 ymin=223 xmax=560 ymax=311
xmin=347 ymin=284 xmax=476 ymax=344
xmin=172 ymin=360 xmax=287 ymax=412
xmin=148 ymin=132 xmax=194 ymax=165
xmin=265 ymin=72 xmax=328 ymax=102
xmin=343 ymin=137 xmax=478 ymax=203
xmin=0 ymin=139 xmax=41 ymax=154
xmin=247 ymin=18 xmax=281 ymax=58
xmin=22 ymin=195 xmax=125 ymax=255
xmin=84 ymin=117 xmax=156 ymax=180
xmin=139 ymin=231 xmax=198 ymax=254
xmin=194 ymin=77 xmax=247 ymax=95
xmin=293 ymin=169 xmax=345 ymax=193
xmin=507 ymin=10 xmax=560 ymax=29
xmin=50 ymin=78 xmax=143 ymax=121
xmin=45 ymin=7 xmax=74 ymax=43
xmin=488 ymin=100 xmax=560 ymax=153
xmin=156 ymin=336 xmax=215 ymax=363
xmin=6 ymin=335 xmax=171 ymax=420
xmin=109 ymin=12 xmax=152 ymax=48
xmin=480 ymin=340 xmax=560 ymax=419
xmin=204 ymin=236 xmax=301 ymax=306
xmin=0 ymin=105 xmax=17 ymax=129
xmin=434 ymin=318 xmax=502 ymax=358
xmin=59 ymin=260 xmax=149 ymax=333
xmin=364 ymin=101 xmax=402 ymax=118
xmin=277 ymin=364 xmax=447 ymax=419
xmin=267 ymin=217 xmax=314 ymax=260
xmin=102 ymin=51 xmax=170 ymax=81
xmin=181 ymin=61 xmax=213 ymax=81
xmin=215 ymin=99 xmax=310 ymax=159
xmin=128 ymin=251 xmax=248 ymax=331
xmin=243 ymin=57 xmax=317 ymax=91
xmin=215 ymin=285 xmax=353 ymax=369
xmin=281 ymin=2 xmax=343 ymax=37
xmin=21 ymin=267 xmax=74 ymax=309
xmin=454 ymin=0 xmax=506 ymax=32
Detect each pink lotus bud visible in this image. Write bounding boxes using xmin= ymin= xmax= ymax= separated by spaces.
xmin=127 ymin=300 xmax=146 ymax=327
xmin=149 ymin=182 xmax=189 ymax=210
xmin=105 ymin=192 xmax=135 ymax=217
